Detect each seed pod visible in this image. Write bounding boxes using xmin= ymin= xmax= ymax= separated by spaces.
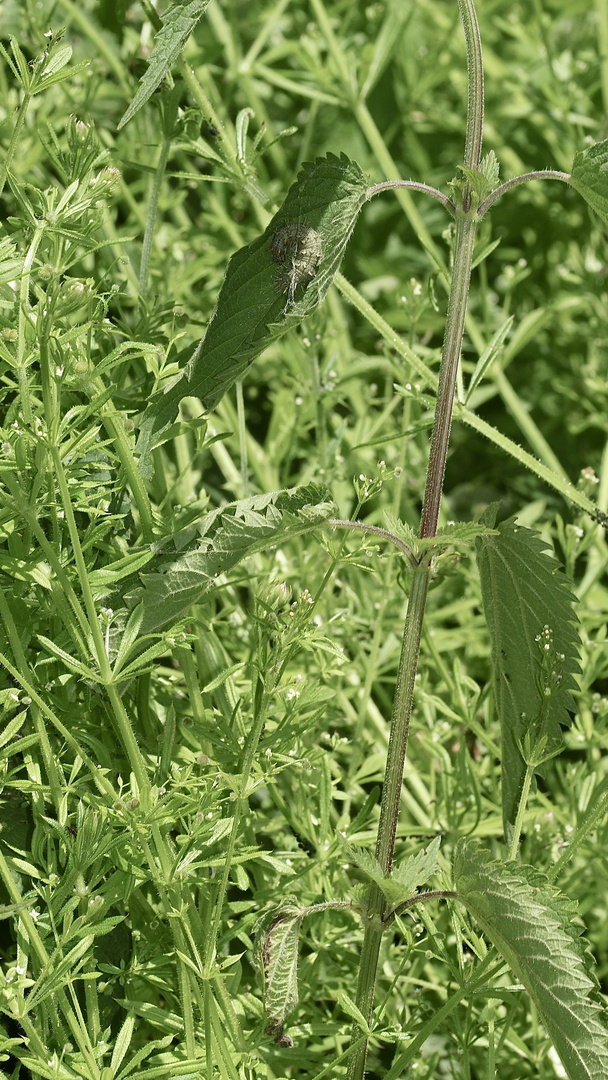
xmin=270 ymin=223 xmax=322 ymax=302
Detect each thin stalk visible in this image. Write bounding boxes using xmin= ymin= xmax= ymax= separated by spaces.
xmin=99 ymin=407 xmax=155 ymax=542
xmin=367 ymin=179 xmax=456 ymax=215
xmin=598 ymin=0 xmax=608 ymax=118
xmin=478 ymin=170 xmax=570 ymax=216
xmin=509 ymin=760 xmax=536 ymax=860
xmin=16 ymin=223 xmax=45 ymax=427
xmin=0 ymin=88 xmax=31 ymax=200
xmin=50 ymin=445 xmax=151 ymax=798
xmin=203 ymin=683 xmax=272 ymax=970
xmin=328 ymin=518 xmax=417 ymax=564
xmin=0 ymin=649 xmax=119 ymax=802
xmin=0 ymin=848 xmax=99 ymax=1071
xmin=548 ymin=779 xmax=608 ymax=883
xmin=0 ymin=588 xmax=63 ymax=808
xmin=235 ymin=379 xmax=249 ymax=494
xmin=420 ymin=213 xmax=477 ymax=538
xmin=333 ymin=273 xmax=605 ymax=522
xmin=347 ymin=1 xmax=484 ymax=1075
xmin=382 ymin=954 xmax=507 ymax=1080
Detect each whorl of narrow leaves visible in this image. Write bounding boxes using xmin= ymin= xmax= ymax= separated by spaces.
xmin=454 ymin=841 xmax=608 ymax=1080
xmin=136 ymin=154 xmax=368 ymax=474
xmin=118 ymin=1 xmax=211 ymax=128
xmin=476 ymin=510 xmax=580 ymax=834
xmin=115 ymin=483 xmax=335 ymax=634
xmin=569 ymin=138 xmax=608 ymax=229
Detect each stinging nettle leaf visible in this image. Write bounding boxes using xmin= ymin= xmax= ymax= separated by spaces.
xmin=118 ymin=0 xmax=211 ymax=129
xmin=455 ymin=840 xmax=608 ymax=1080
xmin=476 ymin=510 xmax=580 ymax=835
xmin=136 ymin=154 xmax=368 ymax=473
xmin=569 ymin=139 xmax=608 ymax=228
xmin=123 ymin=483 xmax=336 ymax=634
xmin=257 ymin=904 xmax=303 ymax=1027
xmin=346 ymin=837 xmax=441 ymax=908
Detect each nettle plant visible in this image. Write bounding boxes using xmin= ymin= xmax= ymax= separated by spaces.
xmin=131 ymin=2 xmax=608 ymax=1077
xmin=1 ymin=3 xmax=608 ymax=1080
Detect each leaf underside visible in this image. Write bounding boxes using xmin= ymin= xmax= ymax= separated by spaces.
xmin=136 ymin=154 xmax=368 ymax=474
xmin=257 ymin=905 xmax=303 ymax=1027
xmin=116 ymin=483 xmax=335 ymax=635
xmin=455 ymin=841 xmax=608 ymax=1080
xmin=476 ymin=510 xmax=580 ymax=833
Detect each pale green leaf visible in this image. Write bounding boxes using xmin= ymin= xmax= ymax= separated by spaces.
xmin=114 ymin=1034 xmax=174 ymax=1080
xmin=336 ymin=990 xmax=371 ymax=1034
xmin=465 ymin=315 xmax=514 ymax=402
xmin=126 ymin=483 xmax=335 ymax=633
xmin=118 ymin=1 xmax=211 ymax=129
xmin=383 ymin=512 xmax=497 ymax=556
xmin=476 ymin=510 xmax=580 ymax=833
xmin=258 ymin=905 xmax=303 ymax=1026
xmin=109 ymin=1014 xmax=135 ymax=1074
xmin=0 ymin=236 xmax=23 ymax=284
xmin=455 ymin=841 xmax=608 ymax=1080
xmin=346 ymin=837 xmax=441 ymax=907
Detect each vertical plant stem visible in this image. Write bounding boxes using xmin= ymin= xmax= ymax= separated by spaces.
xmin=0 ymin=88 xmax=31 ymax=199
xmin=139 ymin=133 xmax=172 ymax=301
xmin=419 ymin=215 xmax=477 ymax=538
xmin=508 ymin=760 xmax=535 ymax=861
xmin=347 ymin=2 xmax=484 ymax=1076
xmin=235 ymin=379 xmax=249 ymax=493
xmin=16 ymin=223 xmax=45 ymax=427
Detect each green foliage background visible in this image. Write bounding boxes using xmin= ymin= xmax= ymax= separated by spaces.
xmin=0 ymin=1 xmax=607 ymax=1078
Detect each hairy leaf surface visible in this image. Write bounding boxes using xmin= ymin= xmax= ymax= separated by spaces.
xmin=455 ymin=841 xmax=608 ymax=1080
xmin=118 ymin=1 xmax=211 ymax=128
xmin=569 ymin=138 xmax=608 ymax=228
xmin=258 ymin=905 xmax=303 ymax=1027
xmin=124 ymin=483 xmax=335 ymax=633
xmin=347 ymin=837 xmax=441 ymax=908
xmin=136 ymin=154 xmax=368 ymax=473
xmin=476 ymin=511 xmax=579 ymax=833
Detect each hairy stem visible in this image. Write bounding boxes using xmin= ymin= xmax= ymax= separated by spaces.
xmin=346 ymin=1 xmax=484 ymax=1075
xmin=477 ymin=169 xmax=570 ymax=216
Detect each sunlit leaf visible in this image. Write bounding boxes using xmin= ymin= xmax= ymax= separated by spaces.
xmin=455 ymin=841 xmax=608 ymax=1080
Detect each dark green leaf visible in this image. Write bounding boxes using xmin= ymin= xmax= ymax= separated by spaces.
xmin=118 ymin=1 xmax=211 ymax=129
xmin=455 ymin=841 xmax=608 ymax=1080
xmin=136 ymin=154 xmax=368 ymax=474
xmin=476 ymin=511 xmax=579 ymax=834
xmin=569 ymin=139 xmax=608 ymax=228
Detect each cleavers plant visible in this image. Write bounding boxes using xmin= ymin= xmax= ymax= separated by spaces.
xmin=1 ymin=2 xmax=608 ymax=1080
